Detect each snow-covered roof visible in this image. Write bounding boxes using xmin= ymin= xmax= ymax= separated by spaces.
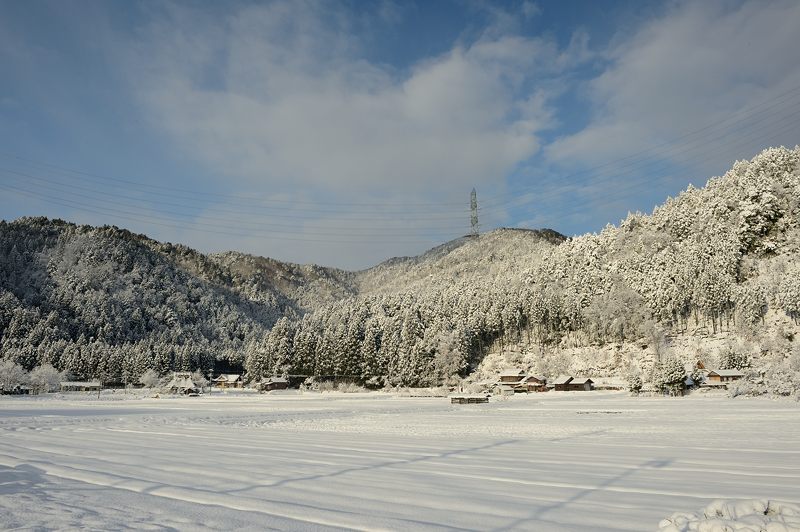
xmin=571 ymin=377 xmax=593 ymax=385
xmin=499 ymin=368 xmax=525 ymax=377
xmin=708 ymin=369 xmax=745 ymax=377
xmin=264 ymin=377 xmax=288 ymax=384
xmin=525 ymin=375 xmax=546 ymax=383
xmin=551 ymin=376 xmax=573 ymax=385
xmin=167 ymin=373 xmax=197 ymax=390
xmin=60 ymin=381 xmax=101 ymax=388
xmin=213 ymin=374 xmax=241 ymax=383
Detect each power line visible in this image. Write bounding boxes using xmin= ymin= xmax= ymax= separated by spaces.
xmin=0 ymin=168 xmax=474 ymax=233
xmin=479 ymin=83 xmax=800 ymax=209
xmin=479 ymin=97 xmax=800 ymax=216
xmin=0 ymin=183 xmax=466 ymax=243
xmin=507 ymin=119 xmax=800 ymax=231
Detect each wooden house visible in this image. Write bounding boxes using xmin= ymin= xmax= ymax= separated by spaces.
xmin=498 ymin=368 xmax=526 ymax=384
xmin=551 ymin=376 xmax=594 ymax=391
xmin=260 ymin=377 xmax=289 ymax=392
xmin=492 ymin=383 xmax=516 ymax=397
xmin=212 ymin=374 xmax=242 ymax=389
xmin=706 ymin=369 xmax=744 ymax=384
xmin=569 ymin=377 xmax=594 ymax=391
xmin=523 ymin=375 xmax=547 ymax=392
xmin=551 ymin=375 xmax=574 ymax=391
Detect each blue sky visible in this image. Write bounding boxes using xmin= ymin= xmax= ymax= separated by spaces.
xmin=1 ymin=0 xmax=799 ymax=269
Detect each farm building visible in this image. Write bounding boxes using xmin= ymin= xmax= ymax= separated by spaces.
xmin=260 ymin=377 xmax=289 ymax=392
xmin=550 ymin=376 xmax=573 ymax=391
xmin=492 ymin=383 xmax=516 ymax=397
xmin=551 ymin=376 xmax=594 ymax=391
xmin=523 ymin=375 xmax=547 ymax=392
xmin=569 ymin=378 xmax=594 ymax=391
xmin=60 ymin=381 xmax=101 ymax=392
xmin=498 ymin=368 xmax=526 ymax=384
xmin=450 ymin=394 xmax=490 ymax=404
xmin=166 ymin=372 xmax=199 ymax=395
xmin=212 ymin=374 xmax=242 ymax=389
xmin=706 ymin=369 xmax=744 ymax=383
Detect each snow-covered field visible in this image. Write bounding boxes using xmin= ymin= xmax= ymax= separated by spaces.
xmin=1 ymin=391 xmax=798 ymax=531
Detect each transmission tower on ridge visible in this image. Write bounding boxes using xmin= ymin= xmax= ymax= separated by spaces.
xmin=470 ymin=188 xmax=479 ymax=237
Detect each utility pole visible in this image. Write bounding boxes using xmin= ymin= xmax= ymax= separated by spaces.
xmin=470 ymin=188 xmax=479 ymax=237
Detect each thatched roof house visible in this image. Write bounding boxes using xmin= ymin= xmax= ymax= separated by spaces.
xmin=166 ymin=372 xmax=199 ymax=395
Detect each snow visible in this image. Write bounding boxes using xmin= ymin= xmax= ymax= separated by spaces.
xmin=659 ymin=499 xmax=800 ymax=531
xmin=1 ymin=391 xmax=799 ymax=531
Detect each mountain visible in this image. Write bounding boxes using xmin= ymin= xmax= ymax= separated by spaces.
xmin=242 ymin=146 xmax=800 ymax=393
xmin=2 ymin=147 xmax=800 ymax=394
xmin=0 ymin=218 xmax=356 ymax=378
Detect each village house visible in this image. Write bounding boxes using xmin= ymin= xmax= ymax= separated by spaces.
xmin=523 ymin=375 xmax=547 ymax=392
xmin=60 ymin=381 xmax=101 ymax=392
xmin=259 ymin=377 xmax=289 ymax=392
xmin=550 ymin=376 xmax=594 ymax=391
xmin=498 ymin=368 xmax=526 ymax=384
xmin=166 ymin=372 xmax=199 ymax=395
xmin=569 ymin=377 xmax=594 ymax=391
xmin=496 ymin=368 xmax=546 ymax=393
xmin=212 ymin=374 xmax=242 ymax=389
xmin=706 ymin=369 xmax=745 ymax=383
xmin=550 ymin=375 xmax=573 ymax=391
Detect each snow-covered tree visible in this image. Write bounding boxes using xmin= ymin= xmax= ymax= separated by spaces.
xmin=650 ymin=357 xmax=686 ymax=396
xmin=0 ymin=359 xmax=28 ymax=391
xmin=138 ymin=368 xmax=161 ymax=388
xmin=28 ymin=364 xmax=62 ymax=394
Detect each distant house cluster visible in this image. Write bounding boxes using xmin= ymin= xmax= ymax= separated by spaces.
xmin=451 ymin=369 xmax=596 ymax=403
xmin=480 ymin=369 xmax=595 ymax=395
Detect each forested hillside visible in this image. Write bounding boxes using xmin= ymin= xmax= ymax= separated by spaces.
xmin=2 ymin=147 xmax=800 ymax=390
xmin=244 ymin=147 xmax=800 ymax=390
xmin=0 ymin=219 xmax=354 ymax=381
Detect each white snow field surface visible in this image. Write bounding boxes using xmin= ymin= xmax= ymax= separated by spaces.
xmin=1 ymin=392 xmax=799 ymax=531
xmin=658 ymin=498 xmax=800 ymax=531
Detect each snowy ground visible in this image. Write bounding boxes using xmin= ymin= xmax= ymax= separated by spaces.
xmin=1 ymin=391 xmax=799 ymax=531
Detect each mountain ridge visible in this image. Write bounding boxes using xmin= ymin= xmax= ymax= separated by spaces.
xmin=2 ymin=146 xmax=800 ymax=394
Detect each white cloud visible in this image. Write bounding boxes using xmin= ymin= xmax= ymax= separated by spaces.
xmin=546 ymin=0 xmax=800 ymax=175
xmin=127 ymin=1 xmax=580 ymax=204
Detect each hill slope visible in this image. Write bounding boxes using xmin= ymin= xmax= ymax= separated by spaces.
xmin=243 ymin=146 xmax=800 ymax=392
xmin=2 ymin=147 xmax=800 ymax=393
